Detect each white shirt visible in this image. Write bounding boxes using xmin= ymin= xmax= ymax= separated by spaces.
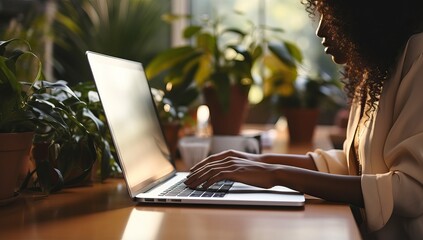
xmin=309 ymin=32 xmax=423 ymax=239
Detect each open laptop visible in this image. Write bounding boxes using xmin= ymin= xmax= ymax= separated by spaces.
xmin=86 ymin=51 xmax=305 ymax=207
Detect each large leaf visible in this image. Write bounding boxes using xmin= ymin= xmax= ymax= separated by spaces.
xmin=251 ymin=44 xmax=263 ymax=63
xmin=38 ymin=80 xmax=81 ymax=100
xmin=0 ymin=39 xmax=30 ymax=55
xmin=28 ymin=98 xmax=70 ymax=138
xmin=52 ymin=0 xmax=166 ymax=84
xmin=229 ymin=45 xmax=253 ymax=67
xmin=145 ymin=46 xmax=201 ymax=79
xmin=196 ymin=32 xmax=215 ymax=54
xmin=222 ymin=28 xmax=247 ymax=38
xmin=284 ymin=41 xmax=303 ymax=63
xmin=0 ymin=58 xmax=19 ymax=93
xmin=268 ymin=42 xmax=296 ymax=67
xmin=0 ymin=39 xmax=42 ymax=133
xmin=82 ymin=108 xmax=105 ymax=135
xmin=183 ymin=25 xmax=202 ymax=38
xmin=193 ymin=54 xmax=213 ymax=86
xmin=56 ymin=136 xmax=96 ymax=186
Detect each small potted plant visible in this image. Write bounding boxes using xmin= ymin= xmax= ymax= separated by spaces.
xmin=0 ymin=39 xmax=115 ymax=203
xmin=150 ymin=85 xmax=198 ymax=162
xmin=146 ymin=12 xmax=302 ymax=135
xmin=264 ymin=71 xmax=345 ymax=143
xmin=27 ymin=80 xmax=116 ymax=187
xmin=0 ymin=39 xmax=44 ymax=202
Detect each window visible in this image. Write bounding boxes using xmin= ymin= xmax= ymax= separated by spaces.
xmin=173 ymin=0 xmax=340 ymax=78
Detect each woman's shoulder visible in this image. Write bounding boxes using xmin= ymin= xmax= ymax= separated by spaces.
xmin=408 ymin=32 xmax=423 ymax=43
xmin=399 ymin=32 xmax=423 ymax=77
xmin=406 ymin=32 xmax=423 ymax=55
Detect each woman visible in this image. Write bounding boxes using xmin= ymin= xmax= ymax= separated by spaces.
xmin=185 ymin=0 xmax=423 ymax=239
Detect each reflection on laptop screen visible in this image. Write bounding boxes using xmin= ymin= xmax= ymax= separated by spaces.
xmin=87 ymin=52 xmax=175 ymax=197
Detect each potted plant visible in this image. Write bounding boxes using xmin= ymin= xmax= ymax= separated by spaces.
xmin=69 ymin=81 xmax=121 ymax=180
xmin=150 ymin=85 xmax=198 ymax=162
xmin=53 ymin=0 xmax=166 ymax=85
xmin=27 ymin=80 xmax=117 ymax=188
xmin=0 ymin=39 xmax=43 ymax=202
xmin=146 ymin=12 xmax=302 ymax=135
xmin=0 ymin=39 xmax=116 ymax=204
xmin=264 ymin=71 xmax=345 ymax=143
xmin=1 ymin=2 xmax=126 ymax=191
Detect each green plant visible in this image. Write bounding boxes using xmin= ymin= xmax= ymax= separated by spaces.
xmin=28 ymin=80 xmax=118 ymax=187
xmin=53 ymin=0 xmax=167 ymax=85
xmin=70 ymin=81 xmax=121 ymax=179
xmin=1 ymin=0 xmax=167 ymax=85
xmin=0 ymin=39 xmax=68 ymax=193
xmin=0 ymin=39 xmax=42 ymax=133
xmin=0 ymin=1 xmax=145 ymax=184
xmin=0 ymin=39 xmax=115 ymax=194
xmin=151 ymin=88 xmax=196 ymax=125
xmin=267 ymin=71 xmax=346 ymax=110
xmin=146 ymin=11 xmax=303 ymax=110
xmin=24 ymin=80 xmax=91 ymax=192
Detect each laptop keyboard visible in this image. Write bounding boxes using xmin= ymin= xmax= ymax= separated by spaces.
xmin=159 ymin=179 xmax=234 ymax=198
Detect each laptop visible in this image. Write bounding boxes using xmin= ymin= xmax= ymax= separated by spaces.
xmin=86 ymin=51 xmax=305 ymax=207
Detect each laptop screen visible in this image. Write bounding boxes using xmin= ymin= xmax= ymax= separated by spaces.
xmin=87 ymin=51 xmax=175 ymax=197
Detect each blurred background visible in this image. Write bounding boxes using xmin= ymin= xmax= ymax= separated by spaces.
xmin=0 ymin=0 xmax=346 ymax=126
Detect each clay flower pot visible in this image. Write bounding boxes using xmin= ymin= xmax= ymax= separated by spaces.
xmin=203 ymin=85 xmax=249 ymax=135
xmin=0 ymin=132 xmax=34 ymax=201
xmin=284 ymin=108 xmax=319 ymax=144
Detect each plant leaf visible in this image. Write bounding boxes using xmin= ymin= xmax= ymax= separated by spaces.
xmin=146 ymin=46 xmax=201 ymax=79
xmin=39 ymin=80 xmax=81 ymax=100
xmin=268 ymin=42 xmax=296 ymax=67
xmin=284 ymin=41 xmax=303 ymax=63
xmin=183 ymin=25 xmax=202 ymax=38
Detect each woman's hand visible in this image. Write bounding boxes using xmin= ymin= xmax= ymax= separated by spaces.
xmin=184 ymin=155 xmax=279 ymax=189
xmin=184 ymin=150 xmax=364 ymax=207
xmin=189 ymin=149 xmax=261 ymax=172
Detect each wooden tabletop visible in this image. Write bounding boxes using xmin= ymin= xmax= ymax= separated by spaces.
xmin=0 ymin=178 xmax=361 ymax=240
xmin=0 ymin=125 xmax=361 ymax=240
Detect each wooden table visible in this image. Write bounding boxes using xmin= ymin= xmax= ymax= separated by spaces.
xmin=0 ymin=125 xmax=361 ymax=240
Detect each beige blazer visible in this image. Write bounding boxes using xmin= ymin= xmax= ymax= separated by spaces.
xmin=309 ymin=32 xmax=423 ymax=239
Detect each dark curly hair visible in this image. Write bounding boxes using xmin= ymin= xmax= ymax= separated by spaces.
xmin=302 ymin=0 xmax=423 ymax=111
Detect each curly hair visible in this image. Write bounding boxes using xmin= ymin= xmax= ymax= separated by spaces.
xmin=302 ymin=0 xmax=423 ymax=111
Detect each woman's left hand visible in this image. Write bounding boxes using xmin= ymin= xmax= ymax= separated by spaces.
xmin=184 ymin=157 xmax=280 ymax=189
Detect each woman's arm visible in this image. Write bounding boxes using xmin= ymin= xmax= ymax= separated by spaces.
xmin=185 ymin=154 xmax=364 ymax=207
xmin=260 ymin=153 xmax=319 ymax=170
xmin=277 ymin=165 xmax=363 ymax=207
xmin=190 ymin=150 xmax=319 ymax=171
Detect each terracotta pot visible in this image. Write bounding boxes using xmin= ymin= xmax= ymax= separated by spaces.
xmin=0 ymin=132 xmax=34 ymax=200
xmin=284 ymin=108 xmax=319 ymax=144
xmin=203 ymin=85 xmax=249 ymax=135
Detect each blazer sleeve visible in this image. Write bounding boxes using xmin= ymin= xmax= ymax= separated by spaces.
xmin=308 ymin=149 xmax=349 ymax=175
xmin=363 ymin=49 xmax=423 ymax=232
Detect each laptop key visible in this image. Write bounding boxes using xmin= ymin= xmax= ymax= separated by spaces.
xmin=178 ymin=189 xmax=194 ymax=197
xmin=160 ymin=179 xmax=232 ymax=198
xmin=208 ymin=185 xmax=221 ymax=191
xmin=213 ymin=193 xmax=226 ymax=198
xmin=220 ymin=185 xmax=232 ymax=192
xmin=165 ymin=191 xmax=179 ymax=196
xmin=201 ymin=192 xmax=214 ymax=197
xmin=190 ymin=191 xmax=205 ymax=197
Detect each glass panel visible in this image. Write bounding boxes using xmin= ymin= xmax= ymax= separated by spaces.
xmin=190 ymin=0 xmax=340 ymax=77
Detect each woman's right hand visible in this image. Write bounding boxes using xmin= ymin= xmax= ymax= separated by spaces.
xmin=185 ymin=152 xmax=279 ymax=189
xmin=189 ymin=149 xmax=261 ymax=172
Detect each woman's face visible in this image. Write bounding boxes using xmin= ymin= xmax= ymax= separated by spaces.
xmin=316 ymin=14 xmax=347 ymax=65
